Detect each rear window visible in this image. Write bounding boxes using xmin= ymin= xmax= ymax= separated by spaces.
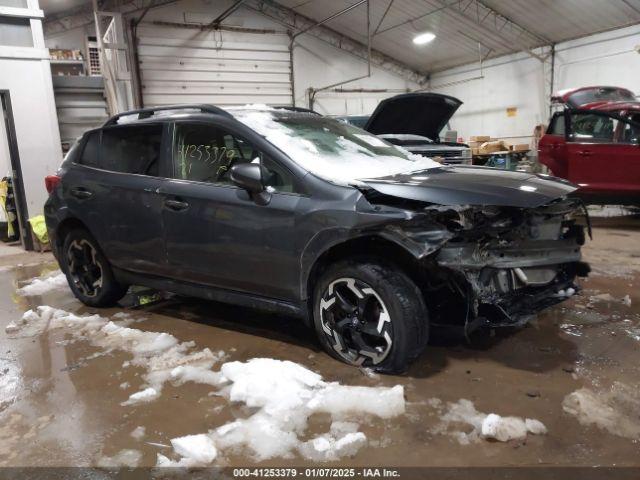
xmin=100 ymin=125 xmax=163 ymax=175
xmin=78 ymin=131 xmax=100 ymax=168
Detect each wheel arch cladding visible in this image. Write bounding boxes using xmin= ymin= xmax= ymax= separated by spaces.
xmin=55 ymin=217 xmax=95 ymax=252
xmin=302 ymin=233 xmax=430 ymax=306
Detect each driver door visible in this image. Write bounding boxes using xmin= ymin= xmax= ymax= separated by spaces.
xmin=160 ymin=120 xmax=302 ymax=301
xmin=566 ymin=111 xmax=627 ymax=196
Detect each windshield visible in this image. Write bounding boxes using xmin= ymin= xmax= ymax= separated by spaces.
xmin=230 ymin=106 xmax=440 ymax=185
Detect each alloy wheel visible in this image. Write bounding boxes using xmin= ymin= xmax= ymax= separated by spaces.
xmin=319 ymin=277 xmax=392 ymax=366
xmin=67 ymin=239 xmax=103 ymax=298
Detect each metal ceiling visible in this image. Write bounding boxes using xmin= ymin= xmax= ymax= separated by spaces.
xmin=275 ymin=0 xmax=640 ymax=73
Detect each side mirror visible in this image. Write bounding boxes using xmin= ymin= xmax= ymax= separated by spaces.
xmin=230 ymin=163 xmax=264 ymax=193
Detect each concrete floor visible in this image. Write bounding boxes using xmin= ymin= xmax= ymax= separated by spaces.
xmin=1 ymin=215 xmax=639 ymax=469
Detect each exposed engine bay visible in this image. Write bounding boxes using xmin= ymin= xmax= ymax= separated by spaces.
xmin=361 ymin=191 xmax=590 ymax=333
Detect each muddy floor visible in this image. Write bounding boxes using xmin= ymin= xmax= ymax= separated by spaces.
xmin=1 ymin=215 xmax=639 ymax=469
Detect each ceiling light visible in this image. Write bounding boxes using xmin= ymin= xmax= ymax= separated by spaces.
xmin=413 ymin=32 xmax=436 ymax=45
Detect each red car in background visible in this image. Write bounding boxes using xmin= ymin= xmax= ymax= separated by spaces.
xmin=539 ymin=86 xmax=640 ymax=206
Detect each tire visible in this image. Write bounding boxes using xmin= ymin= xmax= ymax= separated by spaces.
xmin=312 ymin=258 xmax=429 ymax=374
xmin=61 ymin=228 xmax=128 ymax=307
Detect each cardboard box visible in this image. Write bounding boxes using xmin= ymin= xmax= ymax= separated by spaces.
xmin=510 ymin=143 xmax=530 ymax=152
xmin=479 ymin=140 xmax=509 ymax=155
xmin=471 ymin=147 xmax=480 ymax=156
xmin=470 ymin=135 xmax=491 ymax=142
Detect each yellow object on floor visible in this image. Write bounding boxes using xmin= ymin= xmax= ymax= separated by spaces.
xmin=0 ymin=179 xmax=13 ymax=237
xmin=28 ymin=215 xmax=48 ymax=244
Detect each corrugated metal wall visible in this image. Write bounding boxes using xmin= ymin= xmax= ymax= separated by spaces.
xmin=52 ymin=75 xmax=108 ymax=150
xmin=136 ymin=24 xmax=292 ymax=107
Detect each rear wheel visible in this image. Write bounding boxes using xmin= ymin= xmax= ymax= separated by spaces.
xmin=312 ymin=259 xmax=429 ymax=374
xmin=62 ymin=229 xmax=128 ymax=307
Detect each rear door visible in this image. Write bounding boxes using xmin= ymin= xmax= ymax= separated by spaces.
xmin=65 ymin=123 xmax=169 ymax=275
xmin=565 ymin=111 xmax=630 ymax=197
xmin=161 ymin=120 xmax=303 ymax=301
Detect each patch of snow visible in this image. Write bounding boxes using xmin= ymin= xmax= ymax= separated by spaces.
xmin=122 ymin=387 xmax=158 ymax=406
xmin=229 ymin=106 xmax=440 ymax=187
xmin=130 ymin=426 xmax=146 ymax=440
xmin=4 ymin=321 xmax=19 ymax=334
xmin=97 ymin=449 xmax=142 ymax=468
xmin=525 ymin=418 xmax=548 ymax=435
xmin=481 ymin=414 xmax=527 ymax=442
xmin=433 ymin=399 xmax=547 ymax=444
xmin=562 ymin=382 xmax=640 ymax=439
xmin=16 ymin=271 xmax=69 ymax=296
xmin=121 ymin=387 xmax=160 ymax=405
xmin=622 ymin=295 xmax=632 ymax=307
xmin=9 ymin=306 xmax=226 ymax=401
xmin=624 ymin=325 xmax=640 ymax=341
xmin=157 ymin=434 xmax=218 ymax=467
xmin=299 ymin=432 xmax=367 ymax=461
xmin=13 ymin=307 xmax=404 ymax=464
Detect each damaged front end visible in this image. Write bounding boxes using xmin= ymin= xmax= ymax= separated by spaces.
xmin=365 ymin=192 xmax=590 ymax=333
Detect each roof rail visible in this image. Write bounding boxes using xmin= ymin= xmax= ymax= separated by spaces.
xmin=103 ymin=104 xmax=231 ymax=126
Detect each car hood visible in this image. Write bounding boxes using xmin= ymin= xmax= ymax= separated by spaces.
xmin=364 ymin=93 xmax=462 ymax=141
xmin=359 ymin=166 xmax=577 ymax=208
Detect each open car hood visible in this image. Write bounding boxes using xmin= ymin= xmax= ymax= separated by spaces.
xmin=359 ymin=166 xmax=577 ymax=208
xmin=364 ymin=93 xmax=462 ymax=142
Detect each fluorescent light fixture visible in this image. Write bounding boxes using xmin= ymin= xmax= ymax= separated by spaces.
xmin=413 ymin=32 xmax=436 ymax=45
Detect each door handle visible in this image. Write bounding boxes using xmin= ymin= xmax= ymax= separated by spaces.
xmin=578 ymin=150 xmax=593 ymax=157
xmin=164 ymin=198 xmax=189 ymax=211
xmin=70 ymin=187 xmax=93 ymax=199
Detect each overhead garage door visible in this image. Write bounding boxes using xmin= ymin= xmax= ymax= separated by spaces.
xmin=136 ymin=24 xmax=292 ymax=107
xmin=52 ymin=76 xmax=108 ymax=151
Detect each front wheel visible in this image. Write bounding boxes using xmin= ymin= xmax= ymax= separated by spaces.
xmin=312 ymin=259 xmax=429 ymax=374
xmin=61 ymin=228 xmax=128 ymax=307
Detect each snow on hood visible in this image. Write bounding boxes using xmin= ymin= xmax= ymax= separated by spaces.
xmin=229 ymin=105 xmax=441 ymax=186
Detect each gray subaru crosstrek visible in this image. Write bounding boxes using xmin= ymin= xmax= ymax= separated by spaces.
xmin=44 ymin=104 xmax=590 ymax=373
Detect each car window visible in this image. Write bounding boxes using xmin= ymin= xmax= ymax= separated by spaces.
xmin=100 ymin=125 xmax=163 ymax=175
xmin=547 ymin=113 xmax=565 ymax=136
xmin=261 ymin=156 xmax=296 ymax=194
xmin=173 ymin=123 xmax=255 ymax=185
xmin=173 ymin=122 xmax=297 ymax=193
xmin=78 ymin=131 xmax=100 ymax=168
xmin=569 ymin=112 xmax=618 ymax=143
xmin=620 ymin=119 xmax=640 ymax=145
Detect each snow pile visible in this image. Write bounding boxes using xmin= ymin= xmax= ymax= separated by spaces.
xmin=158 ymin=358 xmax=405 ymax=465
xmin=432 ymin=399 xmax=547 ymax=444
xmin=97 ymin=449 xmax=142 ymax=468
xmin=588 ymin=292 xmax=632 ymax=307
xmin=563 ymin=382 xmax=640 ymax=440
xmin=230 ymin=106 xmax=440 ymax=186
xmin=555 ymin=287 xmax=576 ymax=298
xmin=210 ymin=358 xmax=404 ymax=461
xmin=8 ymin=306 xmax=404 ymax=465
xmin=157 ymin=434 xmax=217 ymax=467
xmin=6 ymin=306 xmax=225 ymax=405
xmin=130 ymin=426 xmax=146 ymax=440
xmin=298 ymin=422 xmax=366 ymax=462
xmin=16 ymin=271 xmax=69 ymax=296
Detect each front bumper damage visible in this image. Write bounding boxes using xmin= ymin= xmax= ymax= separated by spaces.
xmin=373 ymin=196 xmax=591 ymax=332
